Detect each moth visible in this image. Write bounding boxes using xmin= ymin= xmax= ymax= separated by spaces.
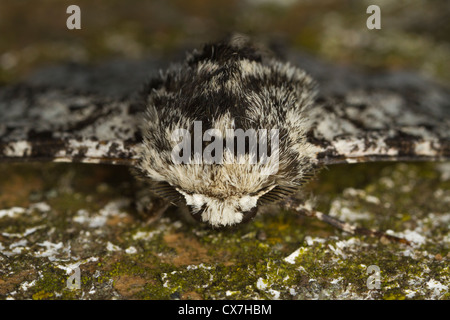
xmin=1 ymin=34 xmax=449 ymax=241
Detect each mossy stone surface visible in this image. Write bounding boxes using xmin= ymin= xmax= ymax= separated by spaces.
xmin=1 ymin=162 xmax=448 ymax=300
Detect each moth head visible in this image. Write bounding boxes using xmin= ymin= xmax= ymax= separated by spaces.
xmin=176 ymin=178 xmax=305 ymax=226
xmin=137 ymin=143 xmax=311 ymax=226
xmin=176 ymin=189 xmax=261 ymax=227
xmin=138 ymin=156 xmax=287 ymax=227
xmin=136 ymin=114 xmax=317 ymax=227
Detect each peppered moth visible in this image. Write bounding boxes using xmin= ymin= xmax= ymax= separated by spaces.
xmin=1 ymin=37 xmax=449 ymax=235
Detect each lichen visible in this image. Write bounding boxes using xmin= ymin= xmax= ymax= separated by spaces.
xmin=1 ymin=161 xmax=449 ymax=300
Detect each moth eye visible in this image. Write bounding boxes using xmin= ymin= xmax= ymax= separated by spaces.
xmin=240 ymin=206 xmax=258 ymax=224
xmin=188 ymin=203 xmax=207 ymax=222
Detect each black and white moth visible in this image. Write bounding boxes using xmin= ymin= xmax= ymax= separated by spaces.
xmin=1 ymin=34 xmax=449 ymax=234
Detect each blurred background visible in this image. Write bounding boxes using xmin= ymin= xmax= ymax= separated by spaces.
xmin=0 ymin=0 xmax=449 ymax=86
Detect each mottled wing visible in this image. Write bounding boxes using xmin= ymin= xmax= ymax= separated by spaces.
xmin=2 ymin=53 xmax=449 ymax=166
xmin=296 ymin=56 xmax=450 ymax=165
xmin=0 ymin=84 xmax=141 ymax=165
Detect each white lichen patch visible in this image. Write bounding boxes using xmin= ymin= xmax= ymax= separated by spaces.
xmin=74 ymin=209 xmax=107 ymax=228
xmin=2 ymin=225 xmax=45 ymax=238
xmin=125 ymin=246 xmax=137 ymax=254
xmin=329 ymin=238 xmax=362 ymax=259
xmin=284 ymin=247 xmax=308 ymax=264
xmin=0 ymin=161 xmax=448 ymax=300
xmin=304 ymin=236 xmax=327 ymax=246
xmin=0 ymin=202 xmax=50 ymax=219
xmin=106 ymin=242 xmax=121 ymax=252
xmin=73 ymin=199 xmax=130 ymax=228
xmin=20 ymin=280 xmax=37 ymax=292
xmin=0 ymin=207 xmax=26 ymax=218
xmin=185 ymin=263 xmax=212 ymax=271
xmin=387 ymin=229 xmax=427 ymax=246
xmin=33 ymin=241 xmax=65 ymax=260
xmin=56 ymin=257 xmax=99 ymax=275
xmin=329 ymin=197 xmax=372 ymax=221
xmin=161 ymin=264 xmax=215 ymax=291
xmin=132 ymin=230 xmax=158 ymax=241
xmin=426 ymin=279 xmax=448 ymax=299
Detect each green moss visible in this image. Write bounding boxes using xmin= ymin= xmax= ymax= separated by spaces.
xmin=32 ymin=291 xmax=54 ymax=300
xmin=26 ymin=264 xmax=80 ymax=300
xmin=383 ymin=293 xmax=406 ymax=300
xmin=1 ymin=160 xmax=449 ymax=300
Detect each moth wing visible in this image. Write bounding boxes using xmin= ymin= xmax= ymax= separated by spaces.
xmin=0 ymin=84 xmax=142 ymax=165
xmin=2 ymin=55 xmax=449 ymax=166
xmin=305 ymin=71 xmax=450 ymax=165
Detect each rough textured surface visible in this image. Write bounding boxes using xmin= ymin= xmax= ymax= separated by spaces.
xmin=1 ymin=52 xmax=449 ymax=166
xmin=0 ymin=161 xmax=449 ymax=300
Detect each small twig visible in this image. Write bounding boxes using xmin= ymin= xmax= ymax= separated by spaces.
xmin=281 ymin=196 xmax=411 ymax=246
